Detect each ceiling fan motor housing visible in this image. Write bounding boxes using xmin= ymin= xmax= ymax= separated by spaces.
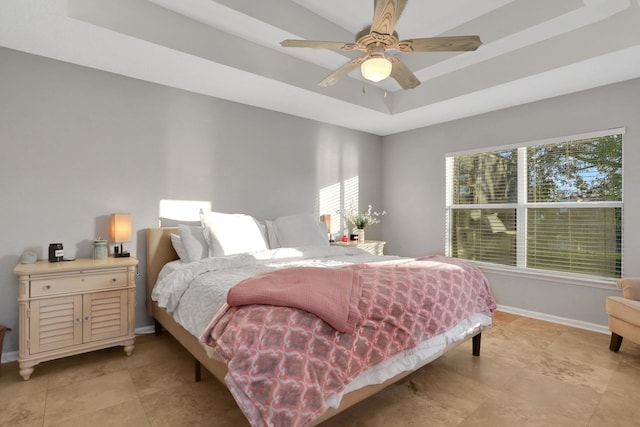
xmin=355 ymin=27 xmax=399 ymax=51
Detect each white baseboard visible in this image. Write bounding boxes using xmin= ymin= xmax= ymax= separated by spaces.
xmin=1 ymin=350 xmax=18 ymax=364
xmin=496 ymin=304 xmax=610 ymax=335
xmin=135 ymin=325 xmax=156 ymax=335
xmin=1 ymin=324 xmax=159 ymax=365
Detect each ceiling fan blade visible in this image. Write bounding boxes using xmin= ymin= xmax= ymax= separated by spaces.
xmin=388 ymin=57 xmax=420 ymax=89
xmin=318 ymin=57 xmax=365 ymax=87
xmin=371 ymin=0 xmax=407 ymax=35
xmin=280 ymin=39 xmax=352 ymax=50
xmin=397 ymin=35 xmax=482 ymax=52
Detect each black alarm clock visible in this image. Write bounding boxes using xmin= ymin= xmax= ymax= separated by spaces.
xmin=48 ymin=243 xmax=64 ymax=262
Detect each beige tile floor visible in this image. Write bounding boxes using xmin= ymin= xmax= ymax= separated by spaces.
xmin=1 ymin=311 xmax=639 ymax=426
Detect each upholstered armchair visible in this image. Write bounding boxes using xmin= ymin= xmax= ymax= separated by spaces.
xmin=606 ymin=278 xmax=640 ymax=352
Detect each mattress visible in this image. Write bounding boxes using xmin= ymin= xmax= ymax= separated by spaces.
xmin=151 ymin=245 xmax=493 ymax=422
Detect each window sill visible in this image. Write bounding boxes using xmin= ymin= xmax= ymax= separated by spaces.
xmin=470 ymin=261 xmax=618 ymax=290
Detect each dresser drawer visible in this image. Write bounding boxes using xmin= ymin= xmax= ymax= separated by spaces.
xmin=30 ymin=270 xmax=128 ymax=297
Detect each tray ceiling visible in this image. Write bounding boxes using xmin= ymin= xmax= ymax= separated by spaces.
xmin=2 ymin=0 xmax=640 ymax=135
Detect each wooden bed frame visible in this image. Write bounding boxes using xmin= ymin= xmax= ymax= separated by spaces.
xmin=145 ymin=227 xmax=482 ymax=425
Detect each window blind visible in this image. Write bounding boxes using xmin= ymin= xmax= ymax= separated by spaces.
xmin=446 ymin=129 xmax=623 ymax=278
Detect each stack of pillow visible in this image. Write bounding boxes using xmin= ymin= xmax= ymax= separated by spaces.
xmin=171 ymin=212 xmax=329 ymax=263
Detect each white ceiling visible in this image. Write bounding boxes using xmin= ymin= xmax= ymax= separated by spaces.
xmin=2 ymin=0 xmax=640 ymax=136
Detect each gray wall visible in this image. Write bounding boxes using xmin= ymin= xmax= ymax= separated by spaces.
xmin=0 ymin=47 xmax=383 ymax=358
xmin=382 ymin=78 xmax=640 ymax=329
xmin=2 ymin=44 xmax=637 ymax=359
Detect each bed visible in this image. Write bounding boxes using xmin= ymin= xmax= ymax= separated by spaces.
xmin=146 ymin=215 xmax=496 ymax=427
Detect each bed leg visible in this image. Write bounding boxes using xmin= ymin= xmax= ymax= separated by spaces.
xmin=195 ymin=359 xmax=202 ymax=382
xmin=609 ymin=332 xmax=623 ymax=352
xmin=154 ymin=319 xmax=163 ymax=336
xmin=472 ymin=333 xmax=481 ymax=357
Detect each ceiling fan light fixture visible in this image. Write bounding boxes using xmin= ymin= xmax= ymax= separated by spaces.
xmin=361 ymin=57 xmax=392 ymax=82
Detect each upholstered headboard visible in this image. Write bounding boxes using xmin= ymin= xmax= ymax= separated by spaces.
xmin=145 ymin=227 xmax=179 ymax=315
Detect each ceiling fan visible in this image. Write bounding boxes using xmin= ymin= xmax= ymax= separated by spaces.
xmin=280 ymin=0 xmax=482 ymax=90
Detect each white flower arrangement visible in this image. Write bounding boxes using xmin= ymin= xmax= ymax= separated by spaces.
xmin=340 ymin=204 xmax=386 ymax=229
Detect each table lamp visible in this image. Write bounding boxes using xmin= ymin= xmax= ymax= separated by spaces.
xmin=110 ymin=213 xmax=132 ymax=257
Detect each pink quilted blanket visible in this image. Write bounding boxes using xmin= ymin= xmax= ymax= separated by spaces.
xmin=227 ymin=267 xmax=361 ymax=334
xmin=200 ymin=255 xmax=496 ymax=427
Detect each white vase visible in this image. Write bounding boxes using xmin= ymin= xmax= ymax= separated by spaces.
xmin=356 ymin=228 xmax=365 ymax=242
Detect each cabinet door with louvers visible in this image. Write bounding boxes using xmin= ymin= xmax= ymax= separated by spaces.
xmin=82 ymin=290 xmax=128 ymax=343
xmin=29 ymin=295 xmax=83 ymax=354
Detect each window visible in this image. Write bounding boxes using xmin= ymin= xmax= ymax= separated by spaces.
xmin=446 ymin=128 xmax=623 ymax=279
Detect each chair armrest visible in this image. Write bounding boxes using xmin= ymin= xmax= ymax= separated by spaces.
xmin=616 ymin=278 xmax=640 ymax=300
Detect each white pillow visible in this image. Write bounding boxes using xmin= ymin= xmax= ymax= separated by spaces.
xmin=170 ymin=233 xmax=188 ymax=261
xmin=177 ymin=224 xmax=209 ymax=263
xmin=201 ymin=211 xmax=268 ymax=256
xmin=263 ymin=220 xmax=281 ymax=249
xmin=273 ymin=214 xmax=329 ymax=248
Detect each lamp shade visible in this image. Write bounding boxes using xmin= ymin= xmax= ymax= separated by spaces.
xmin=110 ymin=213 xmax=132 ymax=243
xmin=361 ymin=57 xmax=392 ymax=82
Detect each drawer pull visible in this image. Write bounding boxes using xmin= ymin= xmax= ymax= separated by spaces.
xmin=84 ymin=316 xmax=91 ymax=321
xmin=111 ymin=278 xmax=117 ymax=283
xmin=43 ymin=285 xmax=51 ymax=290
xmin=75 ymin=318 xmax=81 ymax=323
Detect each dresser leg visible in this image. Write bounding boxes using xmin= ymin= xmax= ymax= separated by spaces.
xmin=124 ymin=344 xmax=134 ymax=356
xmin=19 ymin=365 xmax=34 ymax=381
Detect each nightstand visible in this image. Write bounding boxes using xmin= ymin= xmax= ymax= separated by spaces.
xmin=13 ymin=257 xmax=138 ymax=380
xmin=332 ymin=240 xmax=386 ymax=256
